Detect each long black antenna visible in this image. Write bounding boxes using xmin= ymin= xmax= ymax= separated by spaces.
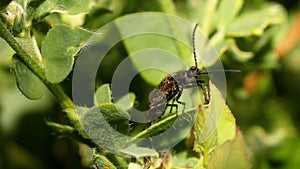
xmin=192 ymin=23 xmax=198 ymax=68
xmin=192 ymin=23 xmax=240 ymax=74
xmin=201 ymin=69 xmax=241 ymax=74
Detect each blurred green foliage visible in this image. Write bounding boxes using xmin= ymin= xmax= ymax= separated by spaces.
xmin=0 ymin=0 xmax=300 ymax=168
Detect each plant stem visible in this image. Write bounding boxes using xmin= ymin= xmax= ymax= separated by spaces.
xmin=0 ymin=20 xmax=81 ymax=131
xmin=46 ymin=121 xmax=96 ymax=147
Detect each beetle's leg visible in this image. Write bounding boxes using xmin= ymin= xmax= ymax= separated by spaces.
xmin=198 ymin=81 xmax=210 ymax=104
xmin=184 ymin=80 xmax=210 ymax=104
xmin=167 ymin=99 xmax=177 ymax=115
xmin=173 ymin=87 xmax=186 ymax=114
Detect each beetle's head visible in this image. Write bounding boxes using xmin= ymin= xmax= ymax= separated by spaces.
xmin=188 ymin=66 xmax=202 ymax=78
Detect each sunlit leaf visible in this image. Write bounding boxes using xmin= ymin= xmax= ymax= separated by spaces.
xmin=41 ymin=24 xmax=93 ymax=83
xmin=206 ymin=129 xmax=250 ymax=169
xmin=116 ymin=92 xmax=136 ymax=111
xmin=128 ymin=163 xmax=143 ymax=169
xmin=172 ymin=151 xmax=199 ymax=168
xmin=226 ymin=4 xmax=286 ymax=37
xmin=94 ymin=84 xmax=112 ymax=105
xmin=194 ymin=82 xmax=236 ymax=166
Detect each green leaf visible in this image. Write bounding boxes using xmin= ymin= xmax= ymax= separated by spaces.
xmin=206 ymin=129 xmax=250 ymax=169
xmin=229 ymin=39 xmax=254 ymax=62
xmin=81 ymin=104 xmax=130 ymax=154
xmin=94 ymin=154 xmax=117 ymax=169
xmin=121 ymin=35 xmax=189 ymax=86
xmin=35 ymin=0 xmax=91 ymax=19
xmin=216 ymin=0 xmax=243 ymax=28
xmin=156 ymin=0 xmax=176 ymax=14
xmin=200 ymin=0 xmax=218 ymax=36
xmin=187 ymin=0 xmax=207 ymax=24
xmin=128 ymin=108 xmax=195 ymax=145
xmin=41 ymin=24 xmax=93 ymax=83
xmin=114 ymin=13 xmax=222 ymax=86
xmin=11 ymin=55 xmax=44 ymax=100
xmin=210 ymin=31 xmax=254 ymax=62
xmin=213 ymin=39 xmax=231 ymax=58
xmin=14 ymin=0 xmax=44 ymax=9
xmin=121 ymin=144 xmax=159 ymax=158
xmin=94 ymin=84 xmax=112 ymax=105
xmin=129 ymin=112 xmax=177 ymax=143
xmin=173 ymin=151 xmax=199 ymax=168
xmin=2 ymin=1 xmax=26 ymax=36
xmin=193 ymin=82 xmax=236 ymax=166
xmin=15 ymin=37 xmax=42 ymax=61
xmin=226 ymin=4 xmax=286 ymax=37
xmin=115 ymin=18 xmax=197 ymax=86
xmin=95 ymin=84 xmax=136 ymax=110
xmin=116 ymin=92 xmax=136 ymax=111
xmin=84 ymin=0 xmax=125 ymax=29
xmin=128 ymin=163 xmax=143 ymax=169
xmin=213 ymin=38 xmax=254 ymax=62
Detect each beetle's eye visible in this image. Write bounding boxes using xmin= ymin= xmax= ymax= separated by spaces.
xmin=190 ymin=66 xmax=197 ymax=72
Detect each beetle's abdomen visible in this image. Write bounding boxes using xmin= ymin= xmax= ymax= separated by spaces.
xmin=158 ymin=75 xmax=179 ymax=101
xmin=146 ymin=75 xmax=179 ymax=122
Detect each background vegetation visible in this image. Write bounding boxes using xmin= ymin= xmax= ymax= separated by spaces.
xmin=0 ymin=0 xmax=300 ymax=168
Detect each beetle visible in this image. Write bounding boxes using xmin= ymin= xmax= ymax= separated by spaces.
xmin=146 ymin=24 xmax=209 ymax=122
xmin=146 ymin=24 xmax=238 ymax=123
